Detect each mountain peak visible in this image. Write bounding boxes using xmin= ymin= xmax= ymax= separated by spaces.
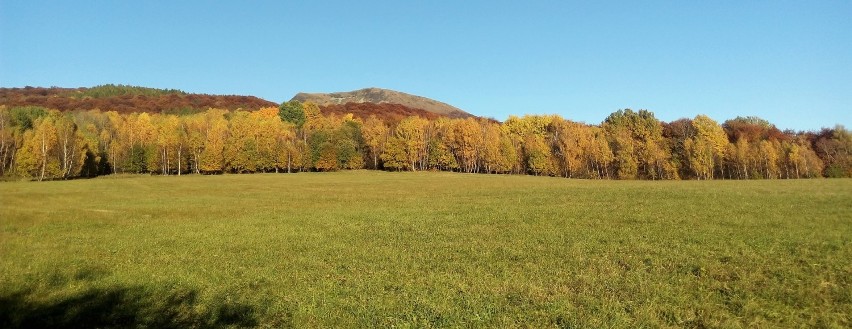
xmin=291 ymin=88 xmax=472 ymax=118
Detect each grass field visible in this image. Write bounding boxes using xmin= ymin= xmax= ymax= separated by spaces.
xmin=1 ymin=171 xmax=850 ymax=328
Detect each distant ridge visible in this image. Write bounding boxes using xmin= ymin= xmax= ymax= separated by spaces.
xmin=0 ymin=85 xmax=276 ymax=114
xmin=291 ymin=87 xmax=473 ymax=118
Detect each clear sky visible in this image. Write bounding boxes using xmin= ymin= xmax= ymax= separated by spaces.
xmin=1 ymin=1 xmax=849 ymax=131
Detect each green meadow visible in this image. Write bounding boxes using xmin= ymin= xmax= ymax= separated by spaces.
xmin=1 ymin=172 xmax=850 ymax=328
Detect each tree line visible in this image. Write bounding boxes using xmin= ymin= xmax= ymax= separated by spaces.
xmin=0 ymin=102 xmax=849 ymax=181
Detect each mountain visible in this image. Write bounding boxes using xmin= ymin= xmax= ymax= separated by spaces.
xmin=318 ymin=102 xmax=443 ymax=124
xmin=0 ymin=85 xmax=277 ymax=114
xmin=1 ymin=85 xmax=475 ymax=122
xmin=291 ymin=88 xmax=473 ymax=119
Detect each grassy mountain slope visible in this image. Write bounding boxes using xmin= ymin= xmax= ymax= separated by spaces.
xmin=292 ymin=87 xmax=473 ymax=118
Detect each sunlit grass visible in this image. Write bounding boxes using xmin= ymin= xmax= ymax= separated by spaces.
xmin=1 ymin=172 xmax=850 ymax=327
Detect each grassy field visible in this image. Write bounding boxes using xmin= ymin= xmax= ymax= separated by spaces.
xmin=0 ymin=171 xmax=850 ymax=328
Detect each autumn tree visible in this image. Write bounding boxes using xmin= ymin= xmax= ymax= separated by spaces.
xmin=70 ymin=110 xmax=107 ymax=177
xmin=663 ymin=118 xmax=694 ymax=179
xmin=252 ymin=107 xmax=286 ymax=172
xmin=335 ymin=117 xmax=366 ymax=170
xmin=524 ymin=133 xmax=554 ymax=176
xmin=127 ymin=112 xmax=156 ymax=173
xmin=0 ymin=106 xmax=15 ymax=176
xmin=362 ymin=115 xmax=389 ymax=169
xmin=813 ymin=125 xmax=852 ymax=177
xmin=425 ymin=118 xmax=458 ymax=171
xmin=550 ymin=117 xmax=594 ymax=178
xmin=154 ymin=114 xmax=182 ymax=175
xmin=182 ymin=113 xmax=206 ymax=174
xmin=380 ymin=136 xmax=408 ymax=171
xmin=452 ymin=118 xmax=483 ymax=173
xmin=758 ymin=140 xmax=781 ymax=179
xmin=224 ymin=110 xmax=259 ymax=173
xmin=722 ymin=116 xmax=787 ymax=179
xmin=3 ymin=106 xmax=49 ymax=176
xmin=390 ymin=116 xmax=429 ymax=171
xmin=603 ymin=109 xmax=671 ymax=179
xmin=504 ymin=115 xmax=554 ymax=175
xmin=480 ymin=120 xmax=510 ymax=174
xmin=54 ymin=114 xmax=88 ymax=178
xmin=587 ymin=126 xmax=614 ymax=179
xmin=16 ymin=112 xmax=61 ymax=180
xmin=199 ymin=109 xmax=229 ymax=173
xmin=684 ymin=115 xmax=729 ymax=179
xmin=781 ymin=137 xmax=824 ymax=178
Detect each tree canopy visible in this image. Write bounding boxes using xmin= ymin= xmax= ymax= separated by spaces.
xmin=0 ymin=104 xmax=848 ymax=181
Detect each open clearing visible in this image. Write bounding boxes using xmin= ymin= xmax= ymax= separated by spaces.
xmin=1 ymin=172 xmax=850 ymax=328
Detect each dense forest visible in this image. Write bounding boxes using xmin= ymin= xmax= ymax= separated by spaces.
xmin=1 ymin=96 xmax=849 ymax=181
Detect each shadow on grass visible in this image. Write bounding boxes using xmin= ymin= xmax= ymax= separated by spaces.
xmin=0 ymin=284 xmax=257 ymax=329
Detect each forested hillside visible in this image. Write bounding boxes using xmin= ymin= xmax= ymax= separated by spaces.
xmin=1 ymin=98 xmax=849 ymax=181
xmin=0 ymin=85 xmax=276 ymax=114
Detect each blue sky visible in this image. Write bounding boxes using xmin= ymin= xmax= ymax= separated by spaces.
xmin=1 ymin=1 xmax=849 ymax=131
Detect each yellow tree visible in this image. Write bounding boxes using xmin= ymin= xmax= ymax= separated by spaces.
xmin=101 ymin=111 xmax=127 ymax=173
xmin=480 ymin=121 xmax=504 ymax=173
xmin=684 ymin=138 xmax=712 ymax=179
xmin=452 ymin=118 xmax=482 ymax=173
xmin=686 ymin=115 xmax=729 ymax=179
xmin=129 ymin=112 xmax=156 ymax=173
xmin=425 ymin=118 xmax=458 ymax=171
xmin=380 ymin=136 xmax=409 ymax=171
xmin=588 ymin=126 xmax=614 ymax=179
xmin=182 ymin=113 xmax=206 ymax=174
xmin=78 ymin=121 xmax=102 ymax=177
xmin=610 ymin=129 xmax=637 ymax=179
xmin=252 ymin=107 xmax=284 ymax=172
xmin=0 ymin=106 xmax=17 ymax=176
xmin=276 ymin=120 xmax=302 ymax=173
xmin=54 ymin=114 xmax=88 ymax=178
xmin=727 ymin=138 xmax=751 ymax=179
xmin=524 ymin=133 xmax=554 ymax=176
xmin=225 ymin=110 xmax=258 ymax=173
xmin=394 ymin=116 xmax=428 ymax=171
xmin=503 ymin=115 xmax=553 ymax=175
xmin=550 ymin=117 xmax=592 ymax=178
xmin=603 ymin=109 xmax=668 ymax=179
xmin=797 ymin=141 xmax=825 ymax=178
xmin=200 ymin=109 xmax=229 ymax=173
xmin=362 ymin=115 xmax=389 ymax=169
xmin=154 ymin=115 xmax=182 ymax=175
xmin=16 ymin=114 xmax=60 ymax=180
xmin=301 ymin=101 xmax=323 ymax=139
xmin=314 ymin=143 xmax=339 ymax=171
xmin=758 ymin=140 xmax=781 ymax=179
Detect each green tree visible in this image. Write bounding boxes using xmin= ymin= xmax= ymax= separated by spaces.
xmin=278 ymin=100 xmax=306 ymax=128
xmin=335 ymin=119 xmax=365 ymax=170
